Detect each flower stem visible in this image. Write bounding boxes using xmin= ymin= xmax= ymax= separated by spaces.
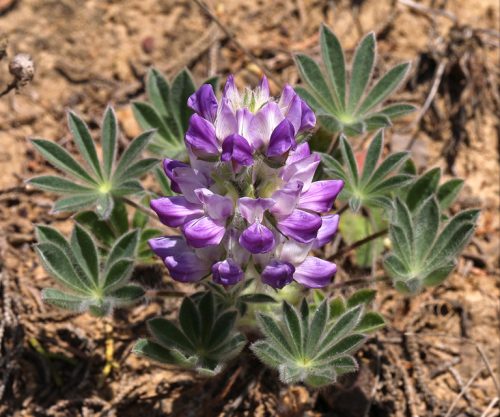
xmin=330 ymin=228 xmax=388 ymax=260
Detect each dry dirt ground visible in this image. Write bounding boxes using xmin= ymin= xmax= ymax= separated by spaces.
xmin=0 ymin=0 xmax=499 ymax=416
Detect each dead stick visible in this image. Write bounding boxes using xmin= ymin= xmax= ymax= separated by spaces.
xmin=444 ymin=367 xmax=484 ymax=417
xmin=192 ymin=0 xmax=280 ymax=86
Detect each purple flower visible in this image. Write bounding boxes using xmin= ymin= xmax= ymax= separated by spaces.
xmin=239 ymin=221 xmax=275 ymax=254
xmin=151 ymin=188 xmax=233 ymax=248
xmin=188 ymin=84 xmax=218 ymax=122
xmin=298 ymin=180 xmax=344 ymax=212
xmin=185 ymin=114 xmax=219 ymax=158
xmin=238 ymin=198 xmax=276 ymax=253
xmin=293 ymin=257 xmax=337 ymax=288
xmin=148 ymin=236 xmax=212 ymax=282
xmin=261 ymin=260 xmax=295 ymax=289
xmin=149 ymin=75 xmax=342 ymax=289
xmin=277 ymin=209 xmax=322 ymax=243
xmin=212 ymin=259 xmax=244 ymax=285
xmin=221 ymin=133 xmax=254 ymax=169
xmin=313 ymin=214 xmax=340 ymax=248
xmin=258 ymin=239 xmax=337 ymax=288
xmin=279 ymin=85 xmax=316 ymax=133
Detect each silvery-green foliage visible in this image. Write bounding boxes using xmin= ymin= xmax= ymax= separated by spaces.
xmin=74 ymin=199 xmax=161 ymax=263
xmin=322 ymin=131 xmax=413 ymax=211
xmin=133 ymin=68 xmax=218 ymax=159
xmin=28 ymin=107 xmax=157 ymax=219
xmin=35 ymin=225 xmax=143 ymax=317
xmin=404 ymin=167 xmax=464 ymax=213
xmin=251 ymin=294 xmax=384 ymax=388
xmin=134 ymin=291 xmax=246 ymax=376
xmin=295 ymin=25 xmax=415 ymax=136
xmin=384 ymin=198 xmax=479 ymax=293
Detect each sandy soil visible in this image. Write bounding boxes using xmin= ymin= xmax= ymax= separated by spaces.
xmin=0 ymin=0 xmax=499 ymax=416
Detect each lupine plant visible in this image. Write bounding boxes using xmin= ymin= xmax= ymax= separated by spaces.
xmin=30 ymin=27 xmax=478 ymax=389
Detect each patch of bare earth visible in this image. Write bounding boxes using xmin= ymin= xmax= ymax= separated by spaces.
xmin=0 ymin=0 xmax=498 ymax=416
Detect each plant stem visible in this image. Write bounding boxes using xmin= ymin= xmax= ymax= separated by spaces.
xmin=121 ymin=197 xmax=166 ymax=229
xmin=329 ymin=228 xmax=388 ymax=260
xmin=326 ymin=132 xmax=341 ymax=155
xmin=330 ymin=274 xmax=390 ymax=289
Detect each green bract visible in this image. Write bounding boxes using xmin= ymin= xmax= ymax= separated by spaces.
xmin=322 ymin=131 xmax=413 ymax=211
xmin=384 ymin=198 xmax=479 ymax=293
xmin=251 ymin=293 xmax=384 ymax=388
xmin=133 ymin=67 xmax=218 ymax=159
xmin=134 ymin=292 xmax=246 ymax=376
xmin=295 ymin=25 xmax=415 ymax=136
xmin=35 ymin=225 xmax=143 ymax=317
xmin=28 ymin=107 xmax=157 ymax=219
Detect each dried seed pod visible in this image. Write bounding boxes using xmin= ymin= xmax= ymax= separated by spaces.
xmin=9 ymin=53 xmax=34 ymax=87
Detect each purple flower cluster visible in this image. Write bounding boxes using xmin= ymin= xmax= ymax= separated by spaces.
xmin=148 ymin=76 xmax=343 ymax=289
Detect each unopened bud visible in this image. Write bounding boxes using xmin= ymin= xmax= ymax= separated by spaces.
xmin=9 ymin=53 xmax=34 ymax=87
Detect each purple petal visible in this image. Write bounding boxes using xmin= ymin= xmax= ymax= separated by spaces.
xmin=183 ymin=216 xmax=227 ymax=248
xmin=239 ymin=221 xmax=275 ymax=254
xmin=168 ymin=165 xmax=210 ymax=203
xmin=162 ymin=159 xmax=189 ymax=193
xmin=261 ymin=260 xmax=295 ymax=289
xmin=215 ymin=99 xmax=238 ymax=141
xmin=299 ymin=99 xmax=316 ymax=132
xmin=194 ymin=188 xmax=234 ymax=220
xmin=286 ymin=142 xmax=311 ymax=164
xmin=150 ymin=197 xmax=203 ymax=227
xmin=277 ymin=209 xmax=322 ymax=243
xmin=258 ymin=75 xmax=270 ymax=101
xmin=299 ymin=180 xmax=344 ymax=213
xmin=247 ymin=102 xmax=284 ymax=149
xmin=279 ymin=85 xmax=302 ymax=133
xmin=313 ymin=214 xmax=340 ymax=248
xmin=212 ymin=259 xmax=244 ymax=285
xmin=223 ymin=75 xmax=240 ymax=106
xmin=270 ymin=181 xmax=302 ymax=217
xmin=149 ymin=236 xmax=211 ymax=282
xmin=148 ymin=236 xmax=188 ymax=259
xmin=266 ymin=119 xmax=296 ymax=158
xmin=236 ymin=108 xmax=253 ymax=139
xmin=238 ymin=197 xmax=275 ymax=223
xmin=279 ymin=239 xmax=312 ymax=264
xmin=185 ymin=114 xmax=219 ymax=158
xmin=164 ymin=251 xmax=211 ymax=283
xmin=293 ymin=257 xmax=337 ymax=288
xmin=281 ymin=152 xmax=320 ymax=191
xmin=187 ymin=84 xmax=218 ymax=122
xmin=221 ymin=134 xmax=254 ymax=168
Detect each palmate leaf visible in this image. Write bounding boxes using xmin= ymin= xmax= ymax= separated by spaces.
xmin=134 ymin=291 xmax=246 ymax=375
xmin=322 ymin=131 xmax=413 ymax=212
xmin=28 ymin=107 xmax=157 ymax=220
xmin=133 ymin=67 xmax=218 ymax=159
xmin=74 ymin=199 xmax=160 ymax=262
xmin=35 ymin=224 xmax=143 ymax=317
xmin=295 ymin=25 xmax=415 ymax=136
xmin=384 ymin=198 xmax=479 ymax=293
xmin=251 ymin=298 xmax=381 ymax=388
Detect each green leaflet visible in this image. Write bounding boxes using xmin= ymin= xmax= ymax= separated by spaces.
xmin=295 ymin=26 xmax=416 ymax=137
xmin=28 ymin=108 xmax=156 ymax=220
